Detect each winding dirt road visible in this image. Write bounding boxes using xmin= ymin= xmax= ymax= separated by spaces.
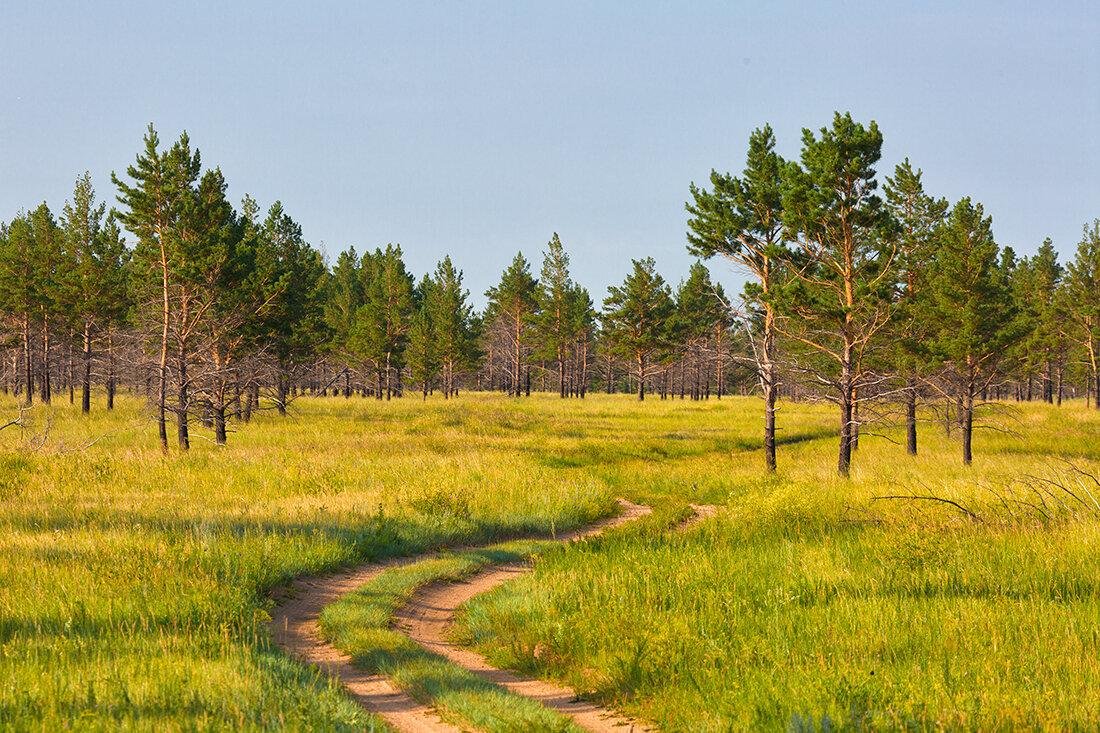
xmin=269 ymin=500 xmax=718 ymax=732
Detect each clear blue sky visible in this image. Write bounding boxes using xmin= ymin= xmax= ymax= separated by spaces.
xmin=1 ymin=1 xmax=1097 ymax=305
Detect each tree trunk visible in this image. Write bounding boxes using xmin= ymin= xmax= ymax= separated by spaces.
xmin=906 ymin=377 xmax=917 ymax=456
xmin=559 ymin=349 xmax=566 ymax=398
xmin=177 ymin=346 xmax=190 ymax=451
xmin=214 ymin=403 xmax=227 ymax=445
xmin=157 ymin=245 xmax=170 ymax=452
xmin=68 ymin=330 xmax=75 ymax=405
xmin=21 ymin=315 xmax=33 ymax=407
xmin=106 ymin=328 xmax=116 ymax=410
xmin=637 ymin=354 xmax=645 ymax=401
xmin=962 ymin=384 xmax=974 ymax=465
xmin=764 ymin=375 xmax=777 ymax=473
xmin=81 ymin=322 xmax=92 ymax=414
xmin=850 ymin=386 xmax=860 ymax=451
xmin=278 ymin=369 xmax=289 ymax=415
xmin=40 ymin=317 xmax=51 ymax=404
xmin=837 ymin=350 xmax=853 ymax=478
xmin=513 ymin=320 xmax=522 ymax=398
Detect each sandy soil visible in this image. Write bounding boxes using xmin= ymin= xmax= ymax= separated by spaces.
xmin=269 ymin=556 xmax=460 ymax=732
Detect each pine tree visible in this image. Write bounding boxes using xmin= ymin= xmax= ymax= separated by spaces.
xmin=485 ymin=253 xmax=538 ymax=397
xmin=601 ymin=257 xmax=675 ymax=400
xmin=884 ymin=159 xmax=948 ymax=454
xmin=60 ymin=172 xmax=130 ymax=414
xmin=566 ymin=284 xmax=597 ymax=397
xmin=114 ymin=125 xmax=203 ymax=451
xmin=0 ymin=214 xmax=39 ymax=405
xmin=1064 ymin=220 xmax=1100 ymax=408
xmin=407 ymin=274 xmax=439 ymax=399
xmin=254 ymin=202 xmax=329 ymax=414
xmin=671 ymin=262 xmax=725 ymax=400
xmin=534 ymin=234 xmax=576 ymax=397
xmin=779 ymin=112 xmax=894 ymax=477
xmin=350 ymin=244 xmax=413 ymax=400
xmin=921 ymin=198 xmax=1017 ymax=464
xmin=323 ymin=247 xmax=364 ymax=397
xmin=429 ymin=256 xmax=476 ymax=397
xmin=687 ymin=124 xmax=787 ymax=470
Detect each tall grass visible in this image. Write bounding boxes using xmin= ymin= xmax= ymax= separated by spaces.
xmin=459 ymin=399 xmax=1100 ymax=729
xmin=2 ymin=392 xmax=1096 ymax=728
xmin=0 ymin=394 xmax=612 ymax=729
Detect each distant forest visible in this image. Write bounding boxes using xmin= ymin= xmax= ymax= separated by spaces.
xmin=1 ymin=113 xmax=1097 ymax=475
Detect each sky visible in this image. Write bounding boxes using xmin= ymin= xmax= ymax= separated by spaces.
xmin=1 ymin=1 xmax=1097 ymax=306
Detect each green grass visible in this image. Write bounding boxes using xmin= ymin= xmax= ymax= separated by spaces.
xmin=0 ymin=394 xmax=614 ymax=730
xmin=319 ymin=540 xmax=579 ymax=732
xmin=1 ymin=391 xmax=1098 ymax=729
xmin=459 ymin=400 xmax=1100 ymax=730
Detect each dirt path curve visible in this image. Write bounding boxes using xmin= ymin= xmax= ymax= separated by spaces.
xmin=392 ymin=501 xmax=717 ymax=733
xmin=270 ymin=555 xmax=459 ymax=732
xmin=268 ymin=499 xmax=656 ymax=733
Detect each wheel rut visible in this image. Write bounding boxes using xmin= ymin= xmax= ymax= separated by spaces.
xmin=270 ymin=500 xmax=716 ymax=732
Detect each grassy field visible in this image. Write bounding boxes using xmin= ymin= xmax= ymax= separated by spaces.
xmin=1 ymin=392 xmax=1098 ymax=729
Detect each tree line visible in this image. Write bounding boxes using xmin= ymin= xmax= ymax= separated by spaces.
xmin=0 ymin=118 xmax=1096 ymax=475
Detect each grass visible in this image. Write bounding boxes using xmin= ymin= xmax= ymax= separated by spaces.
xmin=0 ymin=394 xmax=614 ymax=730
xmin=319 ymin=540 xmax=580 ymax=732
xmin=458 ymin=399 xmax=1100 ymax=730
xmin=1 ymin=391 xmax=1098 ymax=729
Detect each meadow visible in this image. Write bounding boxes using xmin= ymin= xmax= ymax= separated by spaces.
xmin=1 ymin=392 xmax=1099 ymax=730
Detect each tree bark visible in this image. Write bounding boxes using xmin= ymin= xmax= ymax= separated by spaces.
xmin=106 ymin=328 xmax=116 ymax=410
xmin=81 ymin=322 xmax=92 ymax=414
xmin=764 ymin=373 xmax=777 ymax=473
xmin=837 ymin=352 xmax=853 ymax=478
xmin=40 ymin=317 xmax=51 ymax=404
xmin=962 ymin=384 xmax=974 ymax=465
xmin=277 ymin=369 xmax=289 ymax=415
xmin=214 ymin=403 xmax=227 ymax=445
xmin=157 ymin=242 xmax=170 ymax=452
xmin=176 ymin=345 xmax=190 ymax=451
xmin=906 ymin=377 xmax=917 ymax=455
xmin=21 ymin=315 xmax=33 ymax=407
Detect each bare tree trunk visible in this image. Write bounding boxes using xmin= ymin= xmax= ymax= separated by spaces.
xmin=559 ymin=348 xmax=566 ymax=398
xmin=214 ymin=403 xmax=227 ymax=444
xmin=176 ymin=344 xmax=190 ymax=451
xmin=278 ymin=368 xmax=289 ymax=415
xmin=837 ymin=348 xmax=854 ymax=478
xmin=22 ymin=315 xmax=33 ymax=407
xmin=962 ymin=377 xmax=974 ymax=465
xmin=81 ymin=322 xmax=92 ymax=414
xmin=157 ymin=245 xmax=170 ymax=452
xmin=40 ymin=317 xmax=51 ymax=404
xmin=851 ymin=386 xmax=860 ymax=451
xmin=764 ymin=372 xmax=777 ymax=473
xmin=68 ymin=329 xmax=75 ymax=405
xmin=637 ymin=354 xmax=645 ymax=401
xmin=106 ymin=328 xmax=117 ymax=410
xmin=905 ymin=377 xmax=917 ymax=456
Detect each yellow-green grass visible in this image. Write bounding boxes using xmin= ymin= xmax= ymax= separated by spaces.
xmin=319 ymin=540 xmax=580 ymax=732
xmin=1 ymin=391 xmax=1098 ymax=729
xmin=459 ymin=399 xmax=1100 ymax=730
xmin=0 ymin=394 xmax=616 ymax=730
